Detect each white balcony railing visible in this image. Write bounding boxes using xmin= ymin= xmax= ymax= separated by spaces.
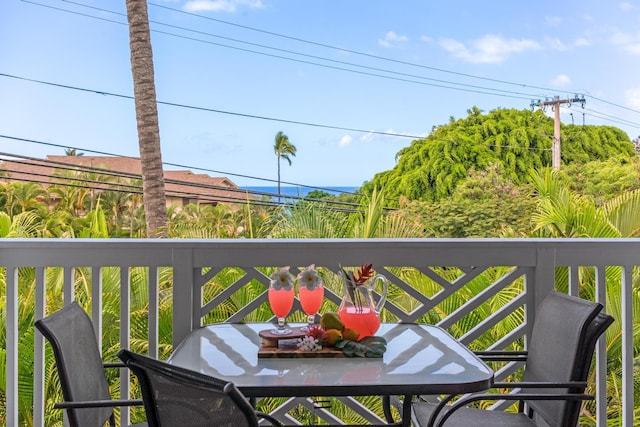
xmin=1 ymin=238 xmax=638 ymax=426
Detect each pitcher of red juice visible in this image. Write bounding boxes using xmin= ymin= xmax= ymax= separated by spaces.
xmin=337 ymin=265 xmax=388 ymax=339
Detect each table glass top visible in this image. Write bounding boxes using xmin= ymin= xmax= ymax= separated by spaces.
xmin=168 ymin=323 xmax=493 ymax=396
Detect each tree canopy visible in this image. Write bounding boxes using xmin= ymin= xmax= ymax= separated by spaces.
xmin=363 ymin=107 xmax=636 ymax=202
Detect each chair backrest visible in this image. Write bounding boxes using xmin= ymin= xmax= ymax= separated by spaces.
xmin=118 ymin=349 xmax=260 ymax=427
xmin=35 ymin=301 xmax=114 ymax=427
xmin=521 ymin=291 xmax=614 ymax=427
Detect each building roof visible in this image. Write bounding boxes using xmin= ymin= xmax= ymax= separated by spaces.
xmin=0 ymin=155 xmax=249 ymax=206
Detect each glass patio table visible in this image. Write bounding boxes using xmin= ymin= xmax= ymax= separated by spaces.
xmin=167 ymin=323 xmax=494 ymax=426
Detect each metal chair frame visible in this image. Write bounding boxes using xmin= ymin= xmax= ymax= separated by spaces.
xmin=411 ymin=291 xmax=614 ymax=427
xmin=118 ymin=349 xmax=283 ymax=427
xmin=35 ymin=301 xmax=144 ymax=427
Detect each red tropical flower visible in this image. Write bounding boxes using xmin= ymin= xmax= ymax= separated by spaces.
xmin=351 ymin=264 xmax=374 ymax=286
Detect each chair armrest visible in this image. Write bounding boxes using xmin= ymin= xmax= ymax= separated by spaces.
xmin=493 ymin=381 xmax=588 ymax=389
xmin=473 ymin=350 xmax=528 ymax=362
xmin=431 ymin=392 xmax=593 ymax=427
xmin=424 ymin=381 xmax=592 ymax=427
xmin=256 ymin=411 xmax=283 ymax=426
xmin=54 ymin=399 xmax=143 ymax=409
xmin=103 ymin=361 xmax=127 ymax=369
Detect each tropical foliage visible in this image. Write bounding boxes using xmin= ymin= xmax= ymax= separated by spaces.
xmin=363 ymin=107 xmax=635 ymax=202
xmin=403 ymin=163 xmax=538 ymax=237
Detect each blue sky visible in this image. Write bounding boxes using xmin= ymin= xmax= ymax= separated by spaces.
xmin=1 ymin=0 xmax=640 ymax=188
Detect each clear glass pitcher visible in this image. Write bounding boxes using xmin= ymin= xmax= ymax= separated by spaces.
xmin=337 ymin=265 xmax=388 ymax=339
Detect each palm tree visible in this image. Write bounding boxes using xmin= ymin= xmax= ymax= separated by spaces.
xmin=64 ymin=148 xmax=83 ymax=156
xmin=125 ymin=0 xmax=167 ymax=237
xmin=6 ymin=182 xmax=47 ymax=215
xmin=273 ymin=131 xmax=296 ymax=202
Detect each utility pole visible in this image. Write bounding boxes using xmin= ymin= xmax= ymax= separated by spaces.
xmin=531 ymin=95 xmax=586 ymax=169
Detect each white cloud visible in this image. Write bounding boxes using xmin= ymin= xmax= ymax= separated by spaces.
xmin=438 ymin=34 xmax=541 ymax=64
xmin=619 ymin=2 xmax=634 ymax=11
xmin=626 ymin=88 xmax=640 ymax=108
xmin=610 ymin=29 xmax=640 ymax=54
xmin=551 ymin=74 xmax=572 ymax=87
xmin=184 ymin=0 xmax=263 ymax=13
xmin=574 ymin=37 xmax=591 ymax=47
xmin=545 ymin=16 xmax=563 ymax=26
xmin=420 ymin=35 xmax=433 ymax=43
xmin=339 ymin=135 xmax=353 ymax=147
xmin=360 ymin=132 xmax=375 ymax=143
xmin=378 ymin=31 xmax=409 ymax=48
xmin=543 ymin=37 xmax=569 ymax=51
xmin=360 ymin=129 xmax=424 ymax=143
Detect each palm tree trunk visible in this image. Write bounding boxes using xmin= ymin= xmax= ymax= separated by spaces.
xmin=277 ymin=155 xmax=281 ymax=204
xmin=126 ymin=0 xmax=167 ymax=237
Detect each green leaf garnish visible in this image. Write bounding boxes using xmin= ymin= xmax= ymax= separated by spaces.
xmin=334 ymin=336 xmax=387 ymax=358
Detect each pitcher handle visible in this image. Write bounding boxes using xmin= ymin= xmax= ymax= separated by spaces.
xmin=369 ymin=274 xmax=388 ymax=314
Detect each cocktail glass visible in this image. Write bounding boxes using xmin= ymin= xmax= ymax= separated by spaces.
xmin=268 ymin=280 xmax=295 ymax=335
xmin=299 ymin=283 xmax=324 ymax=331
xmin=297 ymin=265 xmax=324 ymax=332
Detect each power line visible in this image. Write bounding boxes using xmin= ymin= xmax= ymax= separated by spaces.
xmin=0 ymin=72 xmax=424 ymax=140
xmin=585 ymin=94 xmax=640 ymax=116
xmin=143 ymin=1 xmax=580 ymax=96
xmin=9 ymin=2 xmax=640 ymax=169
xmin=0 ymin=136 xmax=391 ymax=209
xmin=50 ymin=0 xmax=549 ymax=100
xmin=23 ymin=0 xmax=640 ymax=131
xmin=565 ymin=106 xmax=640 ymax=130
xmin=7 ymin=69 xmax=637 ymax=155
xmin=23 ymin=0 xmax=541 ymax=101
xmin=0 ymin=133 xmax=374 ymax=199
xmin=0 ymin=152 xmax=385 ymax=212
xmin=0 ymin=172 xmax=285 ymax=210
xmin=580 ymin=108 xmax=640 ymax=129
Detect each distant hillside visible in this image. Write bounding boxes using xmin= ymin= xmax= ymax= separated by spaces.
xmin=362 ymin=107 xmax=636 ymax=201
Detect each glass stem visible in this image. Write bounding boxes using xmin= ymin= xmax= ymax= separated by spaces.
xmin=278 ymin=317 xmax=286 ymax=329
xmin=307 ymin=314 xmax=315 ymax=325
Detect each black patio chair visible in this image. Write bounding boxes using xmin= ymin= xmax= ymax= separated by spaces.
xmin=117 ymin=349 xmax=283 ymax=427
xmin=35 ymin=301 xmax=145 ymax=427
xmin=410 ymin=291 xmax=614 ymax=427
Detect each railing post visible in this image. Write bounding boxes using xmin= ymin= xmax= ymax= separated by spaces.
xmin=172 ymin=248 xmax=196 ymax=348
xmin=527 ymin=247 xmax=556 ymax=340
xmin=621 ymin=266 xmax=634 ymax=427
xmin=594 ymin=266 xmax=608 ymax=427
xmin=532 ymin=247 xmax=556 ymax=306
xmin=120 ymin=267 xmax=132 ymax=427
xmin=6 ymin=266 xmax=18 ymax=427
xmin=33 ymin=267 xmax=46 ymax=427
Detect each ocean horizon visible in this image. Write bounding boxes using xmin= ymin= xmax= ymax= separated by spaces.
xmin=241 ymin=186 xmax=359 ymax=198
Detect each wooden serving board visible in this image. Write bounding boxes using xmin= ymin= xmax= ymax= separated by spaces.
xmin=258 ymin=327 xmax=345 ymax=358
